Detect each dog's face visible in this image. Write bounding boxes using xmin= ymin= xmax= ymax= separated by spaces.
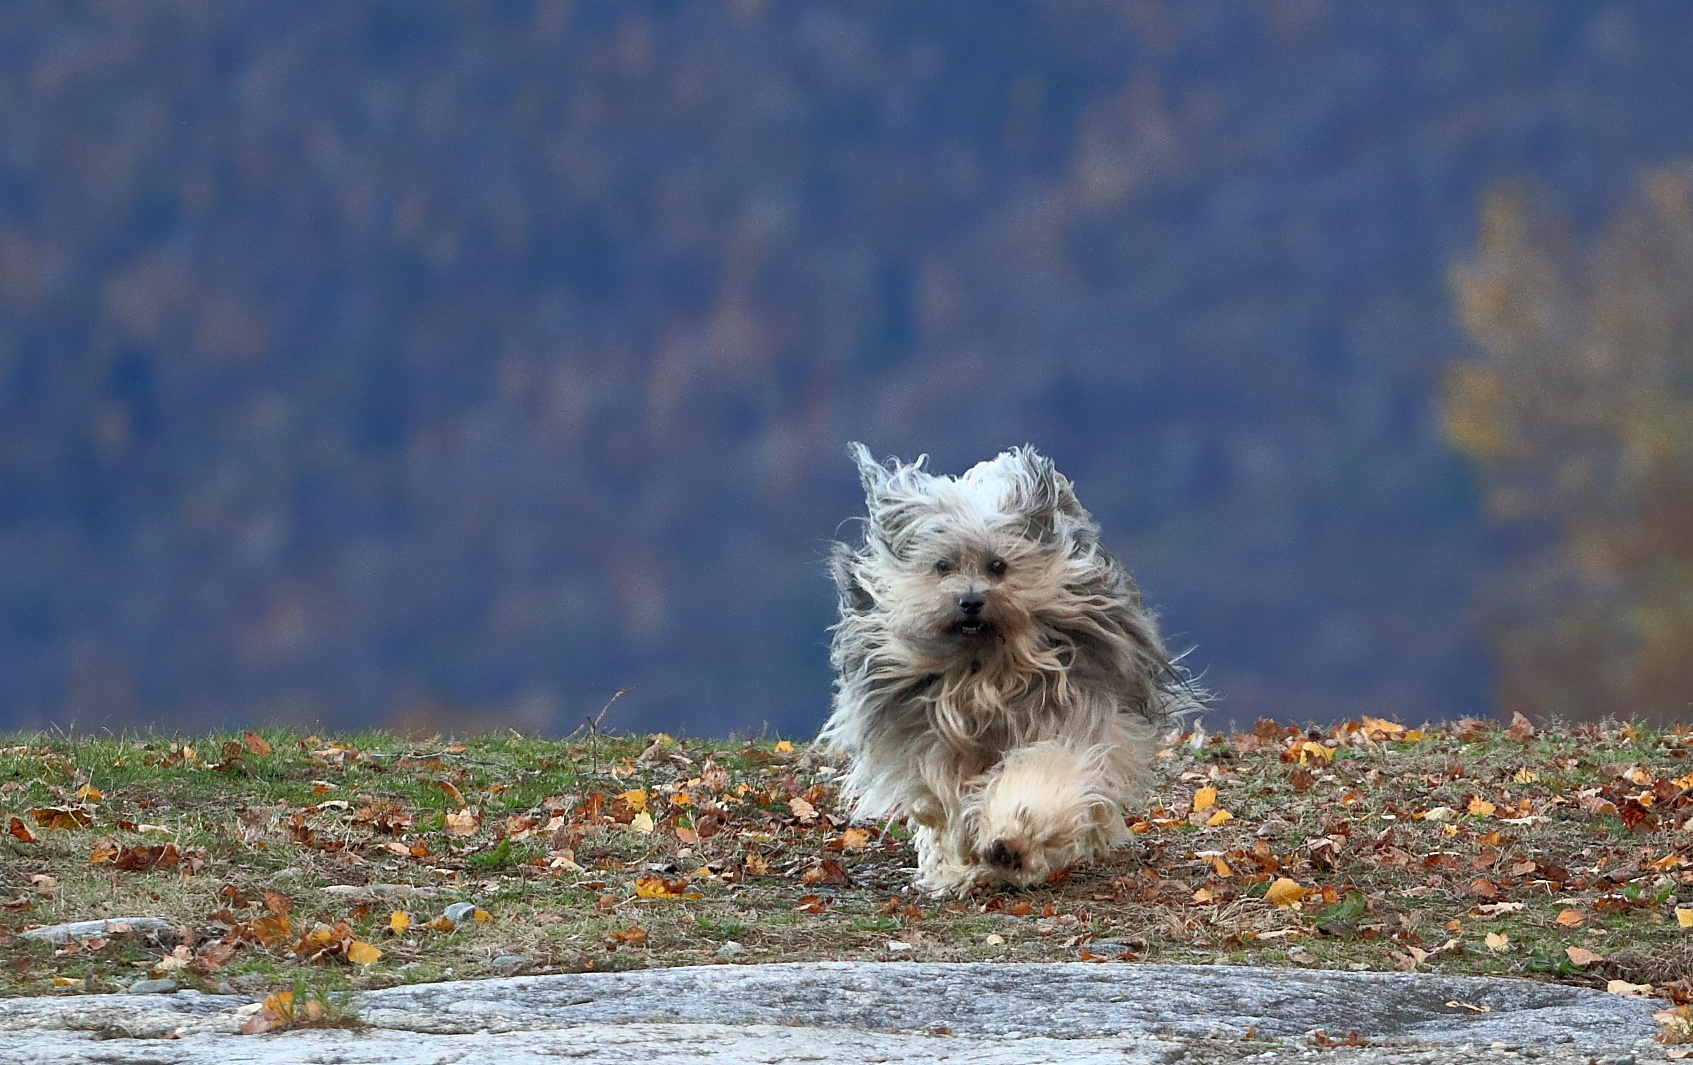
xmin=841 ymin=445 xmax=1097 ymax=653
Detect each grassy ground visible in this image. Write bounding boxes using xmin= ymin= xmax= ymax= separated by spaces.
xmin=5 ymin=716 xmax=1693 ymax=1011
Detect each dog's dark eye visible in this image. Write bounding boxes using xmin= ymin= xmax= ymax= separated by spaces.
xmin=934 ymin=558 xmax=954 ymax=575
xmin=988 ymin=558 xmax=1008 ymax=577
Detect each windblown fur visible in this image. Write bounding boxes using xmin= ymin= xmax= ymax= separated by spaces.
xmin=821 ymin=444 xmax=1200 ymax=895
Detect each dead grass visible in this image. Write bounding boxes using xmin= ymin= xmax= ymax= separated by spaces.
xmin=5 ymin=717 xmax=1693 ymax=1003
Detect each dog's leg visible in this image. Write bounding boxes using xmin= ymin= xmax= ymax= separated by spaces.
xmin=971 ymin=740 xmax=1131 ymax=888
xmin=911 ymin=820 xmax=982 ymax=896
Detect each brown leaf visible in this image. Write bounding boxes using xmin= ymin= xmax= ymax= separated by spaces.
xmin=444 ymin=807 xmax=482 ymax=836
xmin=436 ymin=780 xmax=466 ymax=807
xmin=1506 ymin=712 xmax=1535 ymax=740
xmin=800 ymin=858 xmax=848 ymax=885
xmin=263 ymin=890 xmax=292 ymax=914
xmin=250 ymin=912 xmax=292 ymax=946
xmin=242 ymin=732 xmax=273 ymax=756
xmin=8 ymin=817 xmax=38 ymax=843
xmin=1565 ymin=946 xmax=1604 ymax=967
xmin=604 ymin=926 xmax=646 ymax=947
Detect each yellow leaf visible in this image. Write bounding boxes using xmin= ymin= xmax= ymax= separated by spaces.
xmin=618 ymin=789 xmax=648 ymax=814
xmin=388 ymin=911 xmax=411 ymax=934
xmin=1205 ymin=855 xmax=1235 ymax=877
xmin=1565 ymin=946 xmax=1604 ymax=967
xmin=1556 ymin=909 xmax=1586 ymax=928
xmin=1193 ymin=886 xmax=1214 ymax=903
xmin=1402 ymin=730 xmax=1425 ymax=741
xmin=1266 ymin=878 xmax=1307 ymax=908
xmin=347 ymin=940 xmax=382 ymax=966
xmin=774 ymin=740 xmax=794 ymax=753
xmin=1650 ymin=854 xmax=1687 ymax=871
xmin=52 ymin=976 xmax=85 ymax=988
xmin=1512 ymin=768 xmax=1538 ymax=784
xmin=1608 ymin=979 xmax=1653 ymax=997
xmin=472 ymin=908 xmax=490 ymax=922
xmin=1484 ymin=931 xmax=1509 ymax=952
xmin=1206 ymin=809 xmax=1234 ymax=827
xmin=1467 ymin=797 xmax=1495 ymax=817
xmin=1192 ymin=786 xmax=1218 ymax=812
xmin=1676 ymin=907 xmax=1693 ymax=929
xmin=75 ymin=784 xmax=102 ymax=802
xmin=629 ymin=811 xmax=655 ymax=834
xmin=839 ymin=827 xmax=871 ymax=851
xmin=1299 ymin=741 xmax=1335 ymax=764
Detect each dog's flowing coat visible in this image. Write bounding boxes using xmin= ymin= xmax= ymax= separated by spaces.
xmin=822 ymin=444 xmax=1197 ymax=895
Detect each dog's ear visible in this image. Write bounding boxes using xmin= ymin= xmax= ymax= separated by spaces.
xmin=829 ymin=545 xmax=877 ymax=614
xmin=847 ymin=443 xmax=931 ymax=555
xmin=848 ymin=442 xmax=891 ymax=501
xmin=1005 ymin=446 xmax=1086 ymax=545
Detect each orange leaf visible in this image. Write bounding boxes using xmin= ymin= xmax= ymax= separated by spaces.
xmin=1466 ymin=796 xmax=1495 ymax=817
xmin=1192 ymin=786 xmax=1218 ymax=812
xmin=1565 ymin=946 xmax=1604 ymax=967
xmin=1556 ymin=909 xmax=1587 ymax=928
xmin=242 ymin=732 xmax=272 ymax=756
xmin=347 ymin=940 xmax=382 ymax=966
xmin=839 ymin=827 xmax=871 ymax=851
xmin=436 ymin=780 xmax=466 ymax=807
xmin=8 ymin=816 xmax=38 ymax=843
xmin=634 ymin=876 xmax=688 ymax=898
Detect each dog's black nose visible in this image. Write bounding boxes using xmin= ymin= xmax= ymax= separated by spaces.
xmin=985 ymin=840 xmax=1023 ymax=870
xmin=957 ymin=592 xmax=985 ymax=616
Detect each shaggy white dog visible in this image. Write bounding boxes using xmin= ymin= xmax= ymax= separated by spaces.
xmin=821 ymin=444 xmax=1199 ymax=895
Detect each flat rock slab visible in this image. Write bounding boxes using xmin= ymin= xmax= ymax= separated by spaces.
xmin=0 ymin=962 xmax=1668 ymax=1064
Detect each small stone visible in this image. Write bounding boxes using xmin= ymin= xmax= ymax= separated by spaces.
xmin=1611 ymin=1056 xmax=1634 ymax=1065
xmin=715 ymin=942 xmax=746 ymax=959
xmin=491 ymin=955 xmax=529 ymax=970
xmin=443 ymin=902 xmax=478 ymax=925
xmin=126 ymin=978 xmax=178 ymax=995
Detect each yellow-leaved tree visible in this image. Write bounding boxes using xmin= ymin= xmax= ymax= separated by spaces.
xmin=1445 ymin=170 xmax=1693 ymax=722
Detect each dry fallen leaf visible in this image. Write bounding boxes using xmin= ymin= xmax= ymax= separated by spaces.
xmin=444 ymin=807 xmax=481 ymax=836
xmin=839 ymin=827 xmax=871 ymax=851
xmin=1565 ymin=946 xmax=1605 ymax=967
xmin=347 ymin=940 xmax=381 ymax=966
xmin=1556 ymin=909 xmax=1587 ymax=928
xmin=1608 ymin=979 xmax=1653 ymax=998
xmin=1266 ymin=878 xmax=1307 ymax=908
xmin=1484 ymin=931 xmax=1509 ymax=952
xmin=388 ymin=911 xmax=411 ymax=935
xmin=1677 ymin=907 xmax=1693 ymax=929
xmin=1192 ymin=786 xmax=1218 ymax=812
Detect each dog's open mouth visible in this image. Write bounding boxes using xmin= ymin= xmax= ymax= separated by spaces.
xmin=950 ymin=620 xmax=994 ymax=637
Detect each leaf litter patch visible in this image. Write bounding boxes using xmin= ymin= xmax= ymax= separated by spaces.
xmin=7 ymin=716 xmax=1693 ymax=1037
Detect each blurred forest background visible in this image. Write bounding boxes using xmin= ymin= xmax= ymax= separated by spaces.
xmin=3 ymin=1 xmax=1693 ymax=736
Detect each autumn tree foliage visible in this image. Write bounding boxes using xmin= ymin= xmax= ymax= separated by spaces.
xmin=1444 ymin=171 xmax=1693 ymax=722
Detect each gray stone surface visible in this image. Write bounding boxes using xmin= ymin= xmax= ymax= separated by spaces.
xmin=17 ymin=917 xmax=174 ymax=944
xmin=0 ymin=962 xmax=1670 ymax=1064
